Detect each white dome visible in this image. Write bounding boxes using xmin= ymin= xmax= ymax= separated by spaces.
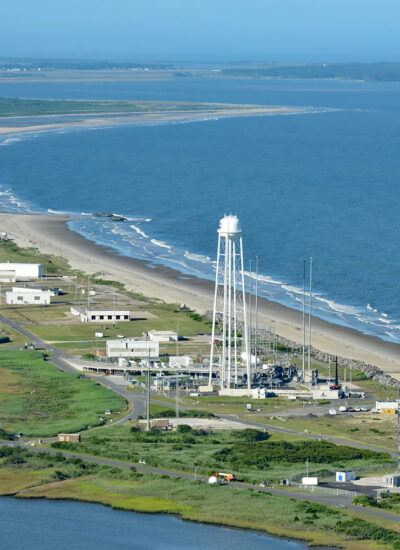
xmin=208 ymin=476 xmax=219 ymax=485
xmin=218 ymin=215 xmax=241 ymax=237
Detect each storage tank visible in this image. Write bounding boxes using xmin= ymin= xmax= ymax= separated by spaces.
xmin=208 ymin=476 xmax=219 ymax=485
xmin=218 ymin=215 xmax=241 ymax=238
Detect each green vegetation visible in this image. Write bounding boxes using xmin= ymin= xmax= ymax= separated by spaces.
xmin=0 ymin=239 xmax=68 ymax=275
xmin=0 ymin=97 xmax=239 ymax=118
xmin=149 ymin=404 xmax=214 ymax=419
xmin=222 ymin=62 xmax=400 ymax=82
xmin=0 ymin=445 xmax=398 ymax=549
xmin=0 ymin=351 xmax=126 ymax=436
xmin=252 ymin=414 xmax=398 ymax=452
xmin=215 ymin=439 xmax=392 ymax=469
xmin=354 ymin=493 xmax=400 ymax=515
xmin=48 ymin=424 xmax=393 ymax=484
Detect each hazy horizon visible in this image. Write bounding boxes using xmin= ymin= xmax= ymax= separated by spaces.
xmin=1 ymin=0 xmax=400 ymax=63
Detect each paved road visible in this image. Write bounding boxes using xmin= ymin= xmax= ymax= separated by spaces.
xmin=1 ymin=312 xmax=395 ymax=457
xmin=2 ymin=439 xmax=400 ymax=525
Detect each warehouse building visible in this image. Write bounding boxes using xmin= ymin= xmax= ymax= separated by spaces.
xmin=106 ymin=338 xmax=159 ymax=359
xmin=148 ymin=330 xmax=178 ymax=342
xmin=6 ymin=287 xmax=53 ymax=305
xmin=0 ymin=262 xmax=43 ymax=280
xmin=70 ymin=306 xmax=131 ymax=323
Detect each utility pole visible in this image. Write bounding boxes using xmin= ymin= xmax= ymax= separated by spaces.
xmin=249 ymin=259 xmax=252 ymax=384
xmin=398 ymin=388 xmax=400 ymax=472
xmin=146 ymin=347 xmax=151 ymax=432
xmin=254 ymin=256 xmax=259 ymax=371
xmin=302 ymin=260 xmax=306 ymax=382
xmin=176 ymin=376 xmax=180 ymax=423
xmin=307 ymin=257 xmax=313 ymax=375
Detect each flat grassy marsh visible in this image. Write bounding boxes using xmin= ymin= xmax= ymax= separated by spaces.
xmin=251 ymin=413 xmax=398 ymax=452
xmin=0 ymin=445 xmax=398 ymax=550
xmin=50 ymin=424 xmax=394 ymax=484
xmin=0 ymin=351 xmax=126 ymax=436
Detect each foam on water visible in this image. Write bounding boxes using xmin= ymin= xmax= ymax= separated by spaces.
xmin=0 ymin=96 xmax=399 ymax=344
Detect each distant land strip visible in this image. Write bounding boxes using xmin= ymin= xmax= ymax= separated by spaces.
xmin=0 ymin=99 xmax=304 ymax=135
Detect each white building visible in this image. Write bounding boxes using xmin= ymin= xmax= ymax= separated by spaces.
xmin=312 ymin=389 xmax=340 ymax=400
xmin=169 ymin=356 xmax=194 ymax=368
xmin=6 ymin=287 xmax=53 ymax=305
xmin=0 ymin=262 xmax=43 ymax=280
xmin=375 ymin=401 xmax=399 ymax=413
xmin=383 ymin=474 xmax=400 ymax=488
xmin=336 ymin=471 xmax=356 ymax=482
xmin=148 ymin=330 xmax=178 ymax=343
xmin=252 ymin=387 xmax=266 ymax=399
xmin=70 ymin=306 xmax=130 ymax=323
xmin=106 ymin=338 xmax=159 ymax=359
xmin=0 ymin=270 xmax=16 ymax=283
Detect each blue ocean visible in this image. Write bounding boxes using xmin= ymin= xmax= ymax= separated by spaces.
xmin=0 ymin=77 xmax=400 ymax=343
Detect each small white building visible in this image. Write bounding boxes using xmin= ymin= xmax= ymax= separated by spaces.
xmin=376 ymin=401 xmax=399 ymax=413
xmin=169 ymin=356 xmax=194 ymax=368
xmin=336 ymin=471 xmax=356 ymax=482
xmin=0 ymin=262 xmax=43 ymax=280
xmin=70 ymin=306 xmax=130 ymax=323
xmin=6 ymin=287 xmax=53 ymax=305
xmin=148 ymin=330 xmax=178 ymax=343
xmin=383 ymin=474 xmax=400 ymax=488
xmin=106 ymin=338 xmax=159 ymax=359
xmin=252 ymin=387 xmax=266 ymax=399
xmin=302 ymin=477 xmax=319 ymax=486
xmin=312 ymin=389 xmax=340 ymax=400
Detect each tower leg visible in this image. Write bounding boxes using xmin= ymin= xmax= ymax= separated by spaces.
xmin=209 ymin=234 xmax=221 ymax=386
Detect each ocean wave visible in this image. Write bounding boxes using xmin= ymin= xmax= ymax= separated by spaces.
xmin=0 ymin=136 xmax=24 ymax=147
xmin=130 ymin=224 xmax=149 ymax=238
xmin=184 ymin=251 xmax=213 ymax=264
xmin=47 ymin=208 xmax=70 ymax=215
xmin=313 ymin=295 xmax=362 ymax=315
xmin=151 ymin=238 xmax=172 ymax=250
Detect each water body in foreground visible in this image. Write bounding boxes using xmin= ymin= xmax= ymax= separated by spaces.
xmin=0 ymin=497 xmax=304 ymax=550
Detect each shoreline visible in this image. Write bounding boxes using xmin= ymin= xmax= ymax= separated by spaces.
xmin=0 ymin=494 xmax=322 ymax=549
xmin=0 ymin=105 xmax=300 ymax=136
xmin=1 ymin=212 xmax=400 ymax=377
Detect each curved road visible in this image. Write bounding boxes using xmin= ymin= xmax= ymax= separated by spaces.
xmin=0 ymin=312 xmax=395 ymax=458
xmin=2 ymin=439 xmax=399 ymax=526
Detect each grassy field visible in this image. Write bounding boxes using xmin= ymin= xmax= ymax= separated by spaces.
xmin=247 ymin=413 xmax=398 ymax=452
xmin=155 ymin=394 xmax=308 ymax=415
xmin=49 ymin=423 xmax=394 ymax=484
xmin=0 ymin=323 xmax=26 ymax=346
xmin=0 ymin=351 xmax=127 ymax=436
xmin=0 ymin=446 xmax=398 ymax=550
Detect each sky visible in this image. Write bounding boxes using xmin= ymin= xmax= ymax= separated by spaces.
xmin=1 ymin=0 xmax=399 ymax=62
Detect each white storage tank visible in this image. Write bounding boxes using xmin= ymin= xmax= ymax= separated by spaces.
xmin=208 ymin=476 xmax=220 ymax=485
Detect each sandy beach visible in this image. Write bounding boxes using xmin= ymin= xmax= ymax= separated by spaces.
xmin=1 ymin=212 xmax=400 ymax=377
xmin=0 ymin=105 xmax=299 ymax=136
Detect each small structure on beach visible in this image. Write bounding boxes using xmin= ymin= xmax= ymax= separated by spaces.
xmin=70 ymin=306 xmax=130 ymax=323
xmin=6 ymin=287 xmax=53 ymax=305
xmin=0 ymin=262 xmax=43 ymax=281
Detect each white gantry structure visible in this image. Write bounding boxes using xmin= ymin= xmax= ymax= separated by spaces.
xmin=209 ymin=215 xmax=250 ymax=389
